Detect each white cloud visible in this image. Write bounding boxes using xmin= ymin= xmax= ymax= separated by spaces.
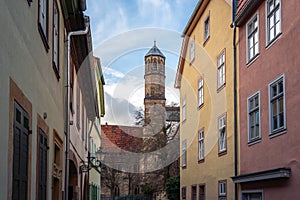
xmin=103 ymin=67 xmax=125 ymax=79
xmin=86 ymin=0 xmax=198 ymax=124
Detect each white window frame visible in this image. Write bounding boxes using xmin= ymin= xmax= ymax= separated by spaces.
xmin=204 ymin=14 xmax=210 ymax=42
xmin=218 ymin=181 xmax=226 ymax=200
xmin=190 ymin=39 xmax=195 ymax=63
xmin=198 ymin=130 xmax=204 ymax=161
xmin=39 ymin=0 xmax=48 ymax=40
xmin=268 ymin=74 xmax=286 ymax=136
xmin=182 ymin=96 xmax=186 ymax=122
xmin=182 ymin=140 xmax=187 ymax=167
xmin=246 ymin=12 xmax=259 ymax=63
xmin=247 ymin=91 xmax=261 ymax=143
xmin=218 ymin=114 xmax=227 ymax=153
xmin=217 ymin=50 xmax=226 ymax=89
xmin=241 ymin=190 xmax=264 ymax=200
xmin=266 ymin=0 xmax=282 ymax=46
xmin=198 ymin=77 xmax=204 ymax=107
xmin=53 ymin=0 xmax=59 ymax=76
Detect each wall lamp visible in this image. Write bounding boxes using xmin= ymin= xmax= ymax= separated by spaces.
xmin=79 ymin=156 xmax=102 ymax=173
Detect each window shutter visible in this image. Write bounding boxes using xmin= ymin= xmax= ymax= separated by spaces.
xmin=13 ymin=102 xmax=29 ymax=200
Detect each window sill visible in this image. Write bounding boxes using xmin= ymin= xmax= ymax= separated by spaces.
xmin=246 ymin=54 xmax=259 ymax=67
xmin=197 ymin=103 xmax=204 ymax=110
xmin=198 ymin=158 xmax=205 ymax=164
xmin=38 ymin=23 xmax=49 ymax=52
xmin=248 ymin=138 xmax=261 ymax=146
xmin=266 ymin=32 xmax=282 ymax=50
xmin=53 ymin=62 xmax=60 ymax=81
xmin=269 ymin=128 xmax=287 ymax=139
xmin=217 ymin=83 xmax=226 ymax=93
xmin=203 ymin=36 xmax=210 ymax=47
xmin=218 ymin=150 xmax=227 ymax=157
xmin=189 ymin=58 xmax=195 ymax=66
xmin=182 ymin=166 xmax=187 ymax=169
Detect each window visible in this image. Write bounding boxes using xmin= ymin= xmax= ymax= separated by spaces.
xmin=151 ymin=87 xmax=155 ymax=96
xmin=248 ymin=92 xmax=261 ymax=142
xmin=81 ymin=105 xmax=85 ymax=141
xmin=85 ymin=116 xmax=88 ymax=148
xmin=199 ymin=185 xmax=205 ymax=200
xmin=217 ymin=51 xmax=226 ymax=89
xmin=38 ymin=0 xmax=49 ymax=47
xmin=133 ymin=164 xmax=139 ymax=173
xmin=12 ymin=102 xmax=30 ymax=200
xmin=90 ymin=184 xmax=99 ymax=200
xmin=218 ymin=114 xmax=227 ymax=154
xmin=182 ymin=140 xmax=187 ymax=167
xmin=182 ymin=187 xmax=186 ymax=199
xmin=242 ymin=191 xmax=263 ymax=200
xmin=182 ymin=96 xmax=186 ymax=122
xmin=204 ymin=15 xmax=210 ymax=42
xmin=54 ymin=144 xmax=60 ymax=166
xmin=114 ymin=185 xmax=120 ymax=197
xmin=53 ymin=0 xmax=60 ymax=78
xmin=266 ymin=0 xmax=281 ymax=44
xmin=37 ymin=128 xmax=48 ymax=200
xmin=76 ymin=84 xmax=80 ymax=130
xmin=134 ymin=185 xmax=140 ymax=195
xmin=269 ymin=75 xmax=286 ymax=135
xmin=190 ymin=39 xmax=195 ymax=63
xmin=198 ymin=77 xmax=204 ymax=107
xmin=247 ymin=13 xmax=259 ymax=62
xmin=198 ymin=130 xmax=204 ymax=161
xmin=152 ymin=61 xmax=157 ymax=71
xmin=218 ymin=181 xmax=226 ymax=200
xmin=192 ymin=186 xmax=197 ymax=200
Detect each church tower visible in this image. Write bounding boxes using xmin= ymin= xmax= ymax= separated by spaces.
xmin=144 ymin=41 xmax=166 ymax=125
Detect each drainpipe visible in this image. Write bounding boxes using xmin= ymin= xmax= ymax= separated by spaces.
xmin=231 ymin=1 xmax=238 ymax=199
xmin=64 ymin=16 xmax=90 ymax=200
xmin=233 ymin=22 xmax=238 ymax=200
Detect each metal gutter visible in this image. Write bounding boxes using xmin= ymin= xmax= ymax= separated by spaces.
xmin=235 ymin=0 xmax=261 ymax=26
xmin=64 ymin=16 xmax=90 ymax=200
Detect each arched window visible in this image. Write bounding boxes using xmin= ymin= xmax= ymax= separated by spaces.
xmin=134 ymin=185 xmax=140 ymax=195
xmin=114 ymin=185 xmax=120 ymax=197
xmin=152 ymin=59 xmax=157 ymax=71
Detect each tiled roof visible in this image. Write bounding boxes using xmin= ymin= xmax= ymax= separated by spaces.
xmin=101 ymin=125 xmax=143 ymax=153
xmin=236 ymin=0 xmax=249 ymax=15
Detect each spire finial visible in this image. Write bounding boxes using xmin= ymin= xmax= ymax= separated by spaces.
xmin=154 ymin=39 xmax=156 ymax=46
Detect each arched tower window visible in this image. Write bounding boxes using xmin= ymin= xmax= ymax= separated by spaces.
xmin=152 ymin=59 xmax=157 ymax=71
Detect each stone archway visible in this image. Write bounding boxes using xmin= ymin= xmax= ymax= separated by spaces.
xmin=69 ymin=151 xmax=79 ymax=200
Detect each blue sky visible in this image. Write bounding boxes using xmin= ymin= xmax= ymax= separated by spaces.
xmin=85 ymin=0 xmax=199 ymax=125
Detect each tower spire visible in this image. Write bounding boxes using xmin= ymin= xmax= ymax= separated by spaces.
xmin=154 ymin=39 xmax=156 ymax=46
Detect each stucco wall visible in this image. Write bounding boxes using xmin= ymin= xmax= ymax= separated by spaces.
xmin=238 ymin=0 xmax=300 ymax=199
xmin=179 ymin=0 xmax=235 ymax=199
xmin=0 ymin=0 xmax=65 ymax=199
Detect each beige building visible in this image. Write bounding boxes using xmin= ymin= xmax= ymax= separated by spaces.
xmin=175 ymin=0 xmax=236 ymax=199
xmin=0 ymin=0 xmax=102 ymax=199
xmin=88 ymin=57 xmax=105 ymax=200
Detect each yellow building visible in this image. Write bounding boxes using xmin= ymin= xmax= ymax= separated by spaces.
xmin=175 ymin=0 xmax=235 ymax=199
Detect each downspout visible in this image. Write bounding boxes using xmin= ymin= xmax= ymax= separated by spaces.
xmin=64 ymin=16 xmax=90 ymax=200
xmin=233 ymin=22 xmax=238 ymax=200
xmin=232 ymin=1 xmax=238 ymax=200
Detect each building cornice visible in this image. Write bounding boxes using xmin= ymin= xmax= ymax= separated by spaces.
xmin=235 ymin=0 xmax=262 ymax=26
xmin=232 ymin=167 xmax=291 ymax=183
